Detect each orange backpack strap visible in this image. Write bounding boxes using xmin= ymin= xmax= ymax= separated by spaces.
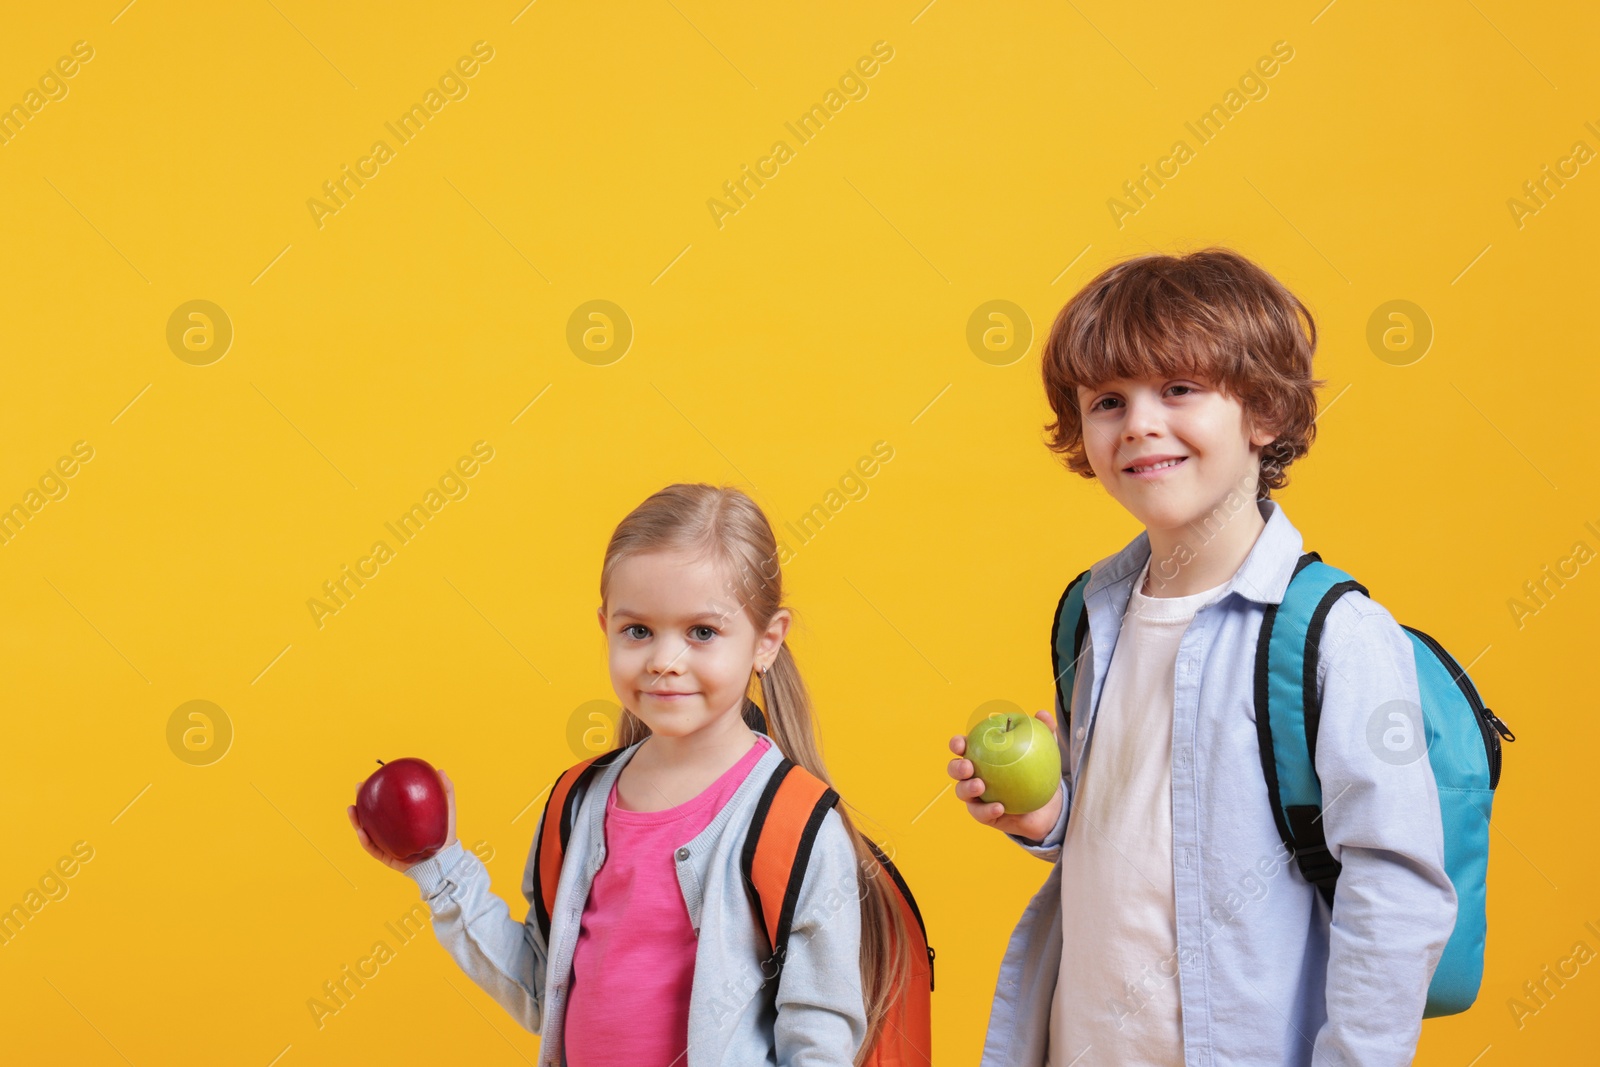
xmin=739 ymin=758 xmax=840 ymax=971
xmin=532 ymin=748 xmax=625 ymax=943
xmin=741 ymin=760 xmax=936 ymax=1066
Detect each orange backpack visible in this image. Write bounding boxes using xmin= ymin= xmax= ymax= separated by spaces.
xmin=532 ymin=749 xmax=935 ymax=1065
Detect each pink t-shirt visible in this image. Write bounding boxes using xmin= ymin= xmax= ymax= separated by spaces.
xmin=563 ymin=735 xmax=772 ymax=1065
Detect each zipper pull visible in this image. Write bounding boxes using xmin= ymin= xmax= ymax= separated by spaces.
xmin=1486 ymin=708 xmax=1515 ymax=742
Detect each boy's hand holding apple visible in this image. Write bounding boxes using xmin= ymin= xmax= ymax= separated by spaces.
xmin=347 ymin=761 xmax=459 ymax=874
xmin=947 ymin=709 xmax=1064 ymax=843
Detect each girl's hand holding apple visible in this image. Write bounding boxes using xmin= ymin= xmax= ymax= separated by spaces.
xmin=347 ymin=765 xmax=459 ymax=874
xmin=947 ymin=709 xmax=1064 ymax=843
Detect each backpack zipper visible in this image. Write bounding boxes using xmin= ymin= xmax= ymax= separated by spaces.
xmin=1402 ymin=625 xmax=1511 ymax=789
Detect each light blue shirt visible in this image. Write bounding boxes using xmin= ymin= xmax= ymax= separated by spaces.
xmin=982 ymin=498 xmax=1458 ymax=1067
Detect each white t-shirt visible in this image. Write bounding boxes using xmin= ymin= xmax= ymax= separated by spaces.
xmin=1047 ymin=555 xmax=1231 ymax=1067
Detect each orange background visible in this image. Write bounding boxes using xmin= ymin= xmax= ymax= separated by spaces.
xmin=1 ymin=1 xmax=1594 ymax=1063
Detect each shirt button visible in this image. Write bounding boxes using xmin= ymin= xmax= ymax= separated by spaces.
xmin=676 ymin=847 xmax=690 ymax=861
xmin=1074 ymin=726 xmax=1085 ymax=740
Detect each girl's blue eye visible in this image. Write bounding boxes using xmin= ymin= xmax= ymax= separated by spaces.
xmin=621 ymin=623 xmax=717 ymax=640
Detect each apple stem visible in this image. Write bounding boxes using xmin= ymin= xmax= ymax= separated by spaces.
xmin=1005 ymin=717 xmax=1016 ymax=733
xmin=376 ymin=759 xmax=385 ymax=766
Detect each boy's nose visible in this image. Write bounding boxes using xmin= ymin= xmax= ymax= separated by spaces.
xmin=1121 ymin=393 xmax=1167 ymax=441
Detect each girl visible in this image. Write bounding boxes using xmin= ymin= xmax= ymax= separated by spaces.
xmin=347 ymin=483 xmax=912 ymax=1066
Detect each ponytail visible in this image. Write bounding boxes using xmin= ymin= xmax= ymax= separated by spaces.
xmin=756 ymin=642 xmax=914 ymax=1063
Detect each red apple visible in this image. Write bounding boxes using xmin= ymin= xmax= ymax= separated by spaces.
xmin=354 ymin=757 xmax=449 ymax=865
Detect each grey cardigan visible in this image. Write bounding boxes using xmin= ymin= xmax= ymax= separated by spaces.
xmin=402 ymin=731 xmax=868 ymax=1066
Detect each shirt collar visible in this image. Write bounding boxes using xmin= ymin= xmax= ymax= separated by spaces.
xmin=594 ymin=729 xmax=785 ymax=795
xmin=1083 ymin=496 xmax=1305 ymax=607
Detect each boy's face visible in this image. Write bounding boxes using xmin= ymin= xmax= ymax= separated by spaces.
xmin=597 ymin=549 xmax=788 ymax=740
xmin=1075 ymin=373 xmax=1277 ymax=534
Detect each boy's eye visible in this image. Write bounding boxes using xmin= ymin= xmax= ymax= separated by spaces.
xmin=623 ymin=624 xmax=649 ymax=640
xmin=1088 ymin=383 xmax=1197 ymax=411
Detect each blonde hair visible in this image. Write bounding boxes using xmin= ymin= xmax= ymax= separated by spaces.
xmin=599 ymin=482 xmax=911 ymax=1061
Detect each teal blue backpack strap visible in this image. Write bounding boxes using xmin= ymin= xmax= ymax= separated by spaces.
xmin=1253 ymin=551 xmax=1368 ymax=906
xmin=1051 ymin=569 xmax=1093 ymax=735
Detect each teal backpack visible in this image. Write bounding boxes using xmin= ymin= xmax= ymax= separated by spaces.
xmin=1051 ymin=551 xmax=1514 ymax=1017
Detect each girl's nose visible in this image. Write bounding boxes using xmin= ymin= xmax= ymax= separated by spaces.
xmin=646 ymin=640 xmax=689 ymax=675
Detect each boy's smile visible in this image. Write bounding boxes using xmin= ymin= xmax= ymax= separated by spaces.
xmin=1122 ymin=454 xmax=1188 ymax=479
xmin=1076 ymin=374 xmax=1277 ymax=595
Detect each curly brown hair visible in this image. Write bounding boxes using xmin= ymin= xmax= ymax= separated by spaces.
xmin=1040 ymin=247 xmax=1326 ymax=499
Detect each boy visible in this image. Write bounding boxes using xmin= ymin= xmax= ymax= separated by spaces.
xmin=947 ymin=249 xmax=1457 ymax=1066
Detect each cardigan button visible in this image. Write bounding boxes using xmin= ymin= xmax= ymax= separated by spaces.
xmin=675 ymin=847 xmax=690 ymax=861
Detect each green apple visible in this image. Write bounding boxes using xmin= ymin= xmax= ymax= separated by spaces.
xmin=965 ymin=712 xmax=1061 ymax=814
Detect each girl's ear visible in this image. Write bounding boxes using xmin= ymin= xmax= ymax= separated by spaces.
xmin=758 ymin=608 xmax=792 ymax=661
xmin=596 ymin=606 xmax=607 ymax=634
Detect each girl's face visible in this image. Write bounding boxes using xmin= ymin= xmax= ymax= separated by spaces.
xmin=1075 ymin=373 xmax=1276 ymax=534
xmin=597 ymin=549 xmax=789 ymax=741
